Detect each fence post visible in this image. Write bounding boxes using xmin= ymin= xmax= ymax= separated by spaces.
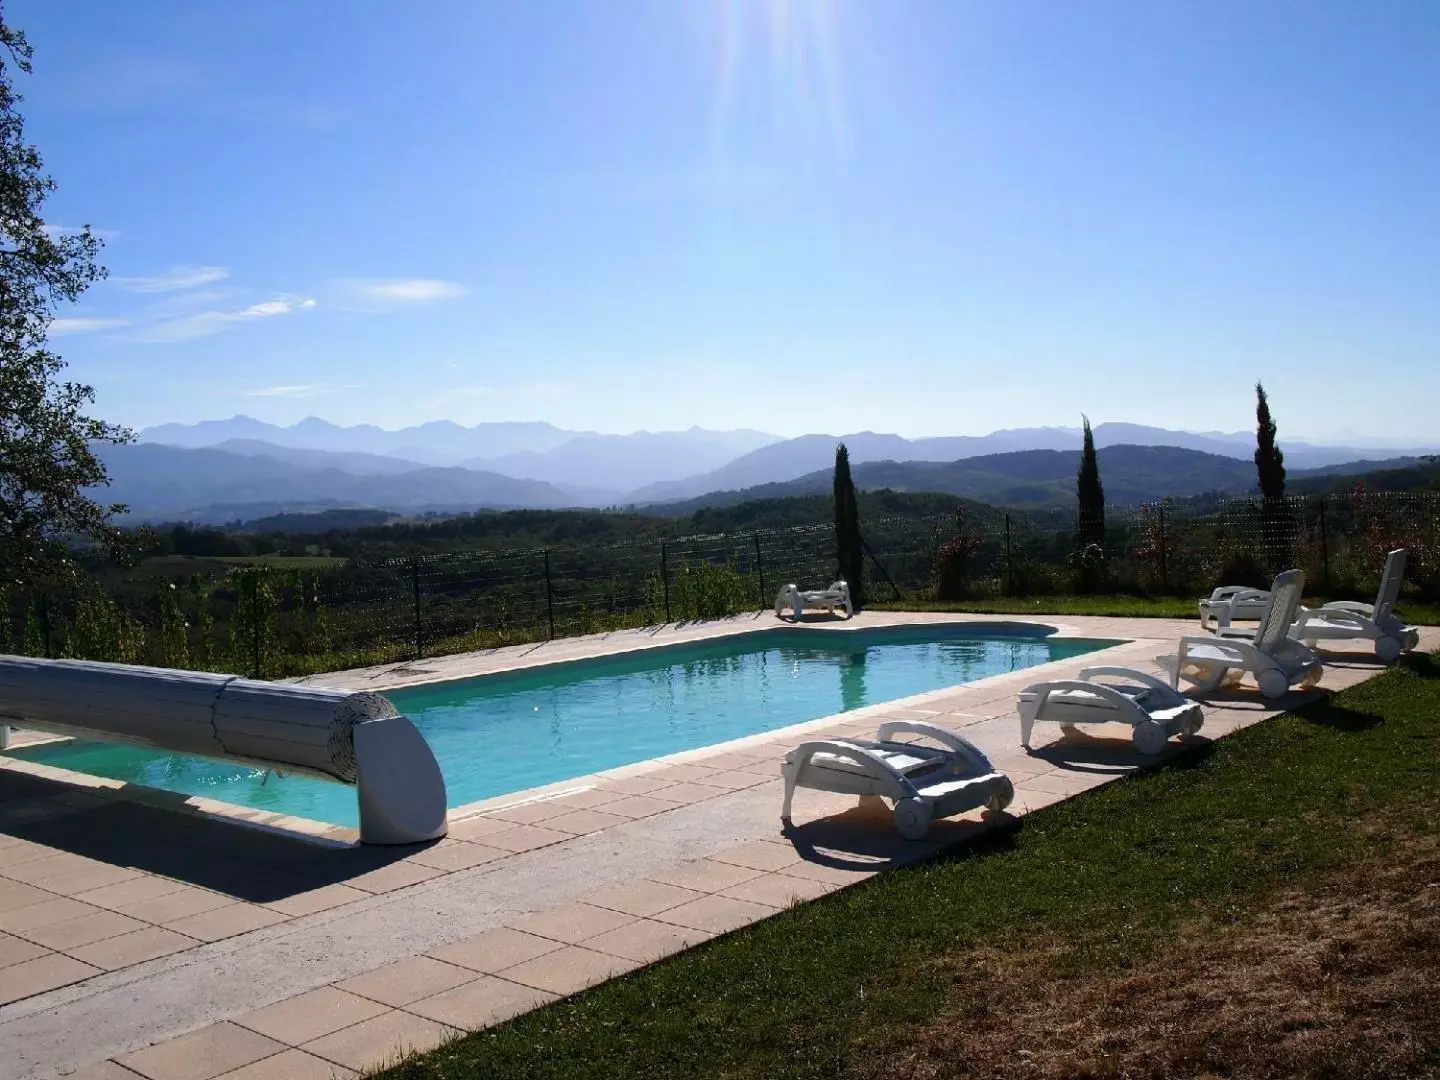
xmin=661 ymin=541 xmax=671 ymax=623
xmin=411 ymin=558 xmax=423 ymax=659
xmin=752 ymin=532 xmax=765 ymax=610
xmin=1003 ymin=514 xmax=1013 ymax=596
xmin=1319 ymin=499 xmax=1330 ymax=591
xmin=1158 ymin=504 xmax=1168 ymax=592
xmin=543 ymin=549 xmax=556 ymax=640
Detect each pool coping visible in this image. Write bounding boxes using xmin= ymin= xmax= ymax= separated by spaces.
xmin=0 ymin=614 xmax=1113 ymax=846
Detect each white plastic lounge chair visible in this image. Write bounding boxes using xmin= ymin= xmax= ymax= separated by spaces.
xmin=1017 ymin=666 xmax=1204 ymax=755
xmin=1161 ymin=569 xmax=1323 ymax=699
xmin=1291 ymin=549 xmax=1420 ymax=662
xmin=1198 ymin=585 xmax=1271 ymax=630
xmin=775 ymin=580 xmax=853 ymax=619
xmin=781 ymin=721 xmax=1013 ymax=839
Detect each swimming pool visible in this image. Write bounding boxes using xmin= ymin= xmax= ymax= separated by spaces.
xmin=7 ymin=624 xmax=1116 ymax=827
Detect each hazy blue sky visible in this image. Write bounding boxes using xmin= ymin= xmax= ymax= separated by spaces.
xmin=15 ymin=0 xmax=1440 ymax=440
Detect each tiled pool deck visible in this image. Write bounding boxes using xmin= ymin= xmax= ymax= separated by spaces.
xmin=1 ymin=612 xmax=1433 ymax=1080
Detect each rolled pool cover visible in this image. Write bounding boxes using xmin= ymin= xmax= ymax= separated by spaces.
xmin=0 ymin=656 xmax=448 ymax=844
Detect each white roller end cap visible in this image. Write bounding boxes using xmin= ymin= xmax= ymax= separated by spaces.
xmin=353 ymin=716 xmax=448 ymax=845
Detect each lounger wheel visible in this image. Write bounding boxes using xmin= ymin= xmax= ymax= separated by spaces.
xmin=1182 ymin=713 xmax=1204 ymax=738
xmin=1404 ymin=629 xmax=1420 ymax=652
xmin=1375 ymin=636 xmax=1402 ymax=664
xmin=985 ymin=778 xmax=1015 ymax=813
xmin=1300 ymin=666 xmax=1324 ymax=688
xmin=1131 ymin=720 xmax=1169 ymax=756
xmin=893 ymin=797 xmax=933 ymax=840
xmin=1257 ymin=669 xmax=1289 ymax=700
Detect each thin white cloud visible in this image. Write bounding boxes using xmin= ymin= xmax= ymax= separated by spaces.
xmin=241 ymin=382 xmax=361 ymax=399
xmin=50 ymin=316 xmax=131 ymax=336
xmin=113 ymin=265 xmax=230 ymax=293
xmin=134 ymin=295 xmax=317 ymax=343
xmin=332 ymin=278 xmax=466 ymax=311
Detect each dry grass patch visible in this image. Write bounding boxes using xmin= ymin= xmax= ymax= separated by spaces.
xmin=889 ymin=836 xmax=1440 ymax=1080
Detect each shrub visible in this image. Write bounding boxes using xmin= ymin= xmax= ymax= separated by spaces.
xmin=932 ymin=533 xmax=983 ymax=600
xmin=932 ymin=508 xmax=986 ymax=600
xmin=1067 ymin=542 xmax=1109 ymax=594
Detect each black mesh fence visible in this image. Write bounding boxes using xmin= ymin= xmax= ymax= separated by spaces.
xmin=3 ymin=490 xmax=1437 ymax=677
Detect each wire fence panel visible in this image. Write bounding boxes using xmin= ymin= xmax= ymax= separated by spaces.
xmin=4 ymin=490 xmax=1436 ymax=677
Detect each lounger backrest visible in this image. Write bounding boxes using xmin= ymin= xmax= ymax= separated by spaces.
xmin=1255 ymin=569 xmax=1306 ymax=651
xmin=1373 ymin=549 xmax=1407 ymax=622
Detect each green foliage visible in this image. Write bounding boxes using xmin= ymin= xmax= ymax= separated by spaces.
xmin=833 ymin=444 xmax=864 ymax=608
xmin=156 ymin=583 xmax=188 ymax=668
xmin=69 ymin=587 xmax=141 ymax=662
xmin=228 ymin=566 xmax=279 ymax=678
xmin=1076 ymin=414 xmax=1105 ymax=546
xmin=672 ymin=562 xmax=753 ymax=621
xmin=188 ymin=575 xmax=216 ymax=667
xmin=1254 ymin=381 xmax=1287 ymax=500
xmin=20 ymin=601 xmax=42 ymax=655
xmin=0 ymin=14 xmax=131 ymax=591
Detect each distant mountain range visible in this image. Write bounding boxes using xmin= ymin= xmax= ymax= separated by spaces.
xmin=141 ymin=416 xmax=581 ymax=462
xmin=98 ymin=443 xmax=573 ymax=523
xmin=141 ymin=416 xmax=779 ymax=490
xmin=115 ymin=415 xmax=1437 ymax=524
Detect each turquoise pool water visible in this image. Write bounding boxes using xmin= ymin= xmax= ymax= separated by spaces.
xmin=8 ymin=624 xmax=1115 ymax=827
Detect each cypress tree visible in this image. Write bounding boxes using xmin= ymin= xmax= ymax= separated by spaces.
xmin=1253 ymin=382 xmax=1287 ymax=500
xmin=1076 ymin=415 xmax=1105 ymax=546
xmin=833 ymin=443 xmax=864 ymax=609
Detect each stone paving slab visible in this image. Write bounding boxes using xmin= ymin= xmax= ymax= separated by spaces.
xmin=0 ymin=612 xmax=1433 ymax=1079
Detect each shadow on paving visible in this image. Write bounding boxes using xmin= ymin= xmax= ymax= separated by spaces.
xmin=1309 ymin=648 xmax=1389 ymax=669
xmin=780 ymin=800 xmax=1019 ymax=870
xmin=1022 ymin=730 xmax=1218 ymax=774
xmin=0 ymin=772 xmax=420 ymax=902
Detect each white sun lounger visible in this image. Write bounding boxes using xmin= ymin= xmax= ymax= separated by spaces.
xmin=1161 ymin=569 xmax=1324 ymax=699
xmin=1198 ymin=585 xmax=1271 ymax=630
xmin=1017 ymin=666 xmax=1204 ymax=755
xmin=775 ymin=580 xmax=853 ymax=619
xmin=1291 ymin=548 xmax=1420 ymax=662
xmin=781 ymin=721 xmax=1013 ymax=839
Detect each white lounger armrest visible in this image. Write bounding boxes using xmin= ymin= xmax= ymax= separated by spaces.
xmin=1020 ymin=679 xmax=1148 ymax=715
xmin=1208 ymin=586 xmax=1268 ymax=602
xmin=874 ymin=721 xmax=995 ymax=775
xmin=1294 ymin=607 xmax=1371 ymax=634
xmin=1076 ymin=666 xmax=1179 ymax=697
xmin=784 ymin=739 xmax=917 ymax=801
xmin=1178 ymin=635 xmax=1247 ymax=659
xmin=1321 ymin=599 xmax=1374 ymax=614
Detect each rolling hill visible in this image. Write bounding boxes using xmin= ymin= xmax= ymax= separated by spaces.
xmin=648 ymin=444 xmax=1386 ymax=515
xmin=628 ymin=425 xmax=1440 ymax=504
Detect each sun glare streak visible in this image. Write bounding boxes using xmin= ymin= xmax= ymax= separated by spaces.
xmin=707 ymin=0 xmax=850 ymax=166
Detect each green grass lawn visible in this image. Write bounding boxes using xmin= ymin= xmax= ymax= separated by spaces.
xmin=874 ymin=592 xmax=1440 ymax=625
xmin=385 ymin=652 xmax=1440 ymax=1080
